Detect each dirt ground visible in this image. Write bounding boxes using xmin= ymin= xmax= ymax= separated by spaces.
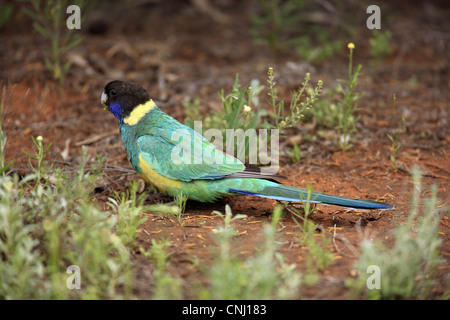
xmin=1 ymin=1 xmax=449 ymax=299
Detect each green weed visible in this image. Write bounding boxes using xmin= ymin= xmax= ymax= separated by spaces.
xmin=347 ymin=167 xmax=443 ymax=299
xmin=0 ymin=175 xmax=45 ymax=299
xmin=369 ymin=30 xmax=393 ymax=71
xmin=251 ymin=0 xmax=305 ymax=52
xmin=206 ymin=205 xmax=301 ymax=299
xmin=266 ymin=67 xmax=323 ymax=134
xmin=288 ymin=189 xmax=333 ymax=285
xmin=0 ymin=3 xmax=13 ymax=29
xmin=251 ymin=0 xmax=342 ymax=62
xmin=292 ymin=214 xmax=333 ymax=285
xmin=278 ymin=185 xmax=333 ymax=285
xmin=140 ymin=239 xmax=183 ymax=300
xmin=336 ymin=43 xmax=363 ymax=150
xmin=23 ymin=135 xmax=53 ymax=184
xmin=186 ymin=74 xmax=265 ymax=134
xmin=0 ymin=137 xmax=133 ymax=299
xmin=285 ymin=142 xmax=302 ymax=163
xmin=21 ymin=0 xmax=94 ymax=86
xmin=283 ymin=183 xmax=319 ymax=218
xmin=212 ymin=204 xmax=248 ymax=232
xmin=173 ymin=192 xmax=188 ymax=225
xmin=0 ymin=87 xmax=13 ymax=175
xmin=184 ymin=67 xmax=326 ymax=161
xmin=183 ymin=97 xmax=201 ymax=126
xmin=310 ymin=43 xmax=363 ymax=150
xmin=386 ymin=94 xmax=404 ymax=171
xmin=217 ymin=75 xmax=264 ymax=131
xmin=107 ymin=180 xmax=148 ymax=248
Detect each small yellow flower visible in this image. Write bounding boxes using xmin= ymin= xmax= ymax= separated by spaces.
xmin=243 ymin=105 xmax=251 ymax=113
xmin=347 ymin=42 xmax=355 ymax=50
xmin=36 ymin=136 xmax=43 ymax=143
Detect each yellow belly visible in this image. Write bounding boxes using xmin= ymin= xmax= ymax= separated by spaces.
xmin=137 ymin=154 xmax=226 ymax=202
xmin=137 ymin=154 xmax=182 ymax=194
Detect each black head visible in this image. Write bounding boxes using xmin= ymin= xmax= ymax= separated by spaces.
xmin=101 ymin=80 xmax=150 ymax=123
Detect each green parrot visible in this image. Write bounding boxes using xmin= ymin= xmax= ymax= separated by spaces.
xmin=101 ymin=80 xmax=392 ymax=210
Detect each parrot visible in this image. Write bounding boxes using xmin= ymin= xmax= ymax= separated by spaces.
xmin=101 ymin=80 xmax=393 ymax=210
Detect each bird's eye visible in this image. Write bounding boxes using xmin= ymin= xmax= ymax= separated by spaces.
xmin=110 ymin=89 xmax=118 ymax=97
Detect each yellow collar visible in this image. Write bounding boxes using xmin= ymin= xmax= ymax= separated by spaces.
xmin=123 ymin=99 xmax=156 ymax=125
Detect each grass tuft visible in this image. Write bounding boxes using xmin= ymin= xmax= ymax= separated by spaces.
xmin=347 ymin=167 xmax=443 ymax=299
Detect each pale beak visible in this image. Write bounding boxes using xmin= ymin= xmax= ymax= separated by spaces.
xmin=101 ymin=91 xmax=108 ymax=109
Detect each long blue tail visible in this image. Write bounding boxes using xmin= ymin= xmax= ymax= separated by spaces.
xmin=229 ymin=184 xmax=393 ymax=210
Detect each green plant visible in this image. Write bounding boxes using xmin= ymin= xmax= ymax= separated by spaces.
xmin=206 ymin=205 xmax=301 ymax=299
xmin=293 ymin=213 xmax=316 ymax=246
xmin=108 ymin=181 xmax=182 ymax=244
xmin=306 ymin=43 xmax=363 ymax=150
xmin=184 ymin=69 xmax=323 ymax=163
xmin=251 ymin=0 xmax=342 ymax=62
xmin=212 ymin=204 xmax=247 ymax=235
xmin=348 ymin=167 xmax=443 ymax=299
xmin=140 ymin=239 xmax=183 ymax=299
xmin=251 ymin=0 xmax=305 ymax=52
xmin=0 ymin=136 xmax=133 ymax=299
xmin=0 ymin=3 xmax=13 ymax=29
xmin=0 ymin=87 xmax=14 ymax=175
xmin=307 ymin=44 xmax=363 ymax=149
xmin=294 ymin=34 xmax=343 ymax=63
xmin=292 ymin=216 xmax=333 ymax=285
xmin=306 ymin=44 xmax=364 ymax=142
xmin=0 ymin=175 xmax=45 ymax=299
xmin=307 ymin=91 xmax=335 ymax=128
xmin=107 ymin=180 xmax=148 ymax=248
xmin=336 ymin=43 xmax=363 ymax=150
xmin=21 ymin=0 xmax=93 ymax=86
xmin=186 ymin=75 xmax=264 ymax=134
xmin=23 ymin=135 xmax=53 ymax=184
xmin=285 ymin=142 xmax=302 ymax=163
xmin=266 ymin=68 xmax=323 ymax=135
xmin=289 ymin=187 xmax=333 ymax=284
xmin=215 ymin=74 xmax=264 ymax=132
xmin=279 ymin=185 xmax=333 ymax=284
xmin=183 ymin=97 xmax=201 ymax=126
xmin=369 ymin=30 xmax=392 ymax=69
xmin=386 ymin=94 xmax=404 ymax=171
xmin=298 ymin=183 xmax=319 ymax=217
xmin=283 ymin=183 xmax=318 ymax=218
xmin=173 ymin=191 xmax=188 ymax=225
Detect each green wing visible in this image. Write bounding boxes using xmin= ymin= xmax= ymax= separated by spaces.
xmin=135 ymin=109 xmax=245 ymax=181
